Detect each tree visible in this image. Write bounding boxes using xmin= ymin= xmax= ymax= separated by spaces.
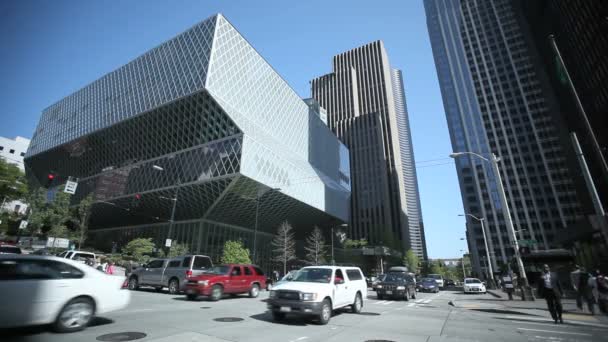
xmin=304 ymin=226 xmax=327 ymax=265
xmin=221 ymin=240 xmax=251 ymax=264
xmin=0 ymin=157 xmax=27 ymax=203
xmin=271 ymin=221 xmax=296 ymax=275
xmin=343 ymin=238 xmax=368 ymax=249
xmin=122 ymin=238 xmax=155 ymax=263
xmin=403 ymin=249 xmax=420 ymax=273
xmin=71 ymin=194 xmax=94 ymax=249
xmin=159 ymin=242 xmax=191 ymax=258
xmin=430 ymin=260 xmax=443 ymax=275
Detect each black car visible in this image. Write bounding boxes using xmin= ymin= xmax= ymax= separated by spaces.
xmin=417 ymin=278 xmax=439 ymax=293
xmin=444 ymin=279 xmax=456 ymax=287
xmin=375 ymin=272 xmax=416 ymax=300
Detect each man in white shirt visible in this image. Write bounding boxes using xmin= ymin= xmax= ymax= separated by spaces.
xmin=538 ymin=264 xmax=563 ymax=324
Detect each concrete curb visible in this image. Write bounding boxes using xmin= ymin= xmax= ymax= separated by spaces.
xmin=486 ymin=289 xmax=503 ymax=298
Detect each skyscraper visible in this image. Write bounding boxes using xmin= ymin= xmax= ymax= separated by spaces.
xmin=424 ymin=0 xmax=585 ymax=276
xmin=24 ymin=14 xmax=351 ymax=270
xmin=311 ymin=41 xmax=427 ymax=259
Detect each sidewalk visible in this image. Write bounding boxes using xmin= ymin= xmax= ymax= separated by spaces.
xmin=451 ymin=288 xmax=608 ymax=327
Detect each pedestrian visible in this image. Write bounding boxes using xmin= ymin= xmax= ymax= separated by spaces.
xmin=106 ymin=261 xmax=115 ymax=275
xmin=588 ymin=270 xmax=599 ymax=315
xmin=537 ymin=264 xmax=564 ymax=324
xmin=596 ymin=270 xmax=608 ymax=314
xmin=570 ymin=264 xmax=584 ymax=310
xmin=125 ymin=260 xmax=133 ymax=277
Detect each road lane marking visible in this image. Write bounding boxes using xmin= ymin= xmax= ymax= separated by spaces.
xmin=517 ymin=328 xmax=591 ymax=336
xmin=288 ymin=337 xmax=309 ymax=342
xmin=382 ymin=301 xmax=393 ymax=305
xmin=407 ymin=303 xmax=415 ymax=307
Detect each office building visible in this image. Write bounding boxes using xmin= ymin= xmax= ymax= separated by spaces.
xmin=311 ymin=41 xmax=427 ymax=259
xmin=24 ymin=14 xmax=351 ymax=270
xmin=0 ymin=136 xmax=30 ymax=214
xmin=424 ymin=0 xmax=585 ymax=276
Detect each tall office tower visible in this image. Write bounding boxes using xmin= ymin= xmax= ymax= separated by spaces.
xmin=24 ymin=14 xmax=351 ymax=270
xmin=514 ymin=0 xmax=608 ymax=266
xmin=424 ymin=0 xmax=585 ymax=276
xmin=311 ymin=41 xmax=427 ymax=259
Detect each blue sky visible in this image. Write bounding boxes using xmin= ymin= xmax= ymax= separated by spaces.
xmin=0 ymin=0 xmax=467 ymax=258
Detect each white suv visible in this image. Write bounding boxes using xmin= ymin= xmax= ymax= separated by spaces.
xmin=267 ymin=266 xmax=367 ymax=325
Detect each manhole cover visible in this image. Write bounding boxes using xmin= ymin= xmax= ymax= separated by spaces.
xmin=213 ymin=317 xmax=244 ymax=322
xmin=359 ymin=312 xmax=381 ymax=316
xmin=96 ymin=332 xmax=147 ymax=342
xmin=201 ymin=306 xmax=211 ymax=309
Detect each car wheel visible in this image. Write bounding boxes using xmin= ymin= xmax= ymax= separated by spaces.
xmin=249 ymin=284 xmax=260 ymax=298
xmin=128 ymin=276 xmax=139 ymax=291
xmin=318 ymin=299 xmax=332 ymax=325
xmin=272 ymin=311 xmax=286 ymax=321
xmin=53 ymin=297 xmax=94 ymax=333
xmin=186 ymin=294 xmax=198 ymax=301
xmin=351 ymin=293 xmax=362 ymax=313
xmin=210 ymin=285 xmax=223 ymax=301
xmin=404 ymin=290 xmax=410 ymax=301
xmin=411 ymin=291 xmax=416 ymax=299
xmin=168 ymin=279 xmax=179 ymax=295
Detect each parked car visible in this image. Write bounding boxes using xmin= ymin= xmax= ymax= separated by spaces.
xmin=428 ymin=274 xmax=444 ymax=289
xmin=375 ymin=272 xmax=416 ymax=300
xmin=57 ymin=250 xmax=96 ymax=264
xmin=128 ymin=254 xmax=212 ymax=294
xmin=185 ymin=264 xmax=266 ymax=301
xmin=463 ymin=278 xmax=486 ymax=294
xmin=267 ymin=266 xmax=367 ymax=325
xmin=444 ymin=278 xmax=456 ymax=287
xmin=417 ymin=278 xmax=439 ymax=293
xmin=0 ymin=243 xmax=22 ymax=254
xmin=0 ymin=255 xmax=130 ymax=332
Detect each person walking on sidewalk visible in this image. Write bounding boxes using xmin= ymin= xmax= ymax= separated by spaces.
xmin=571 ymin=264 xmax=584 ymax=310
xmin=538 ymin=264 xmax=564 ymax=324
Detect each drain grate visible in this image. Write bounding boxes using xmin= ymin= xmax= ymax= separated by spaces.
xmin=213 ymin=317 xmax=244 ymax=322
xmin=96 ymin=332 xmax=147 ymax=341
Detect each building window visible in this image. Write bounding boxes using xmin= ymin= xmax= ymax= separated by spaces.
xmin=9 ymin=149 xmax=15 ymax=154
xmin=0 ymin=146 xmax=3 ymax=150
xmin=20 ymin=152 xmax=25 ymax=157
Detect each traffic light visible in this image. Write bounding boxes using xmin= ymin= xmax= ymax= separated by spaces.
xmin=45 ymin=173 xmax=56 ymax=188
xmin=132 ymin=193 xmax=142 ymax=208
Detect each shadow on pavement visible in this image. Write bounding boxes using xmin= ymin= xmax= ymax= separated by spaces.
xmin=0 ymin=317 xmax=115 ymax=339
xmin=470 ymin=308 xmax=539 ymax=316
xmin=249 ymin=312 xmax=308 ymax=326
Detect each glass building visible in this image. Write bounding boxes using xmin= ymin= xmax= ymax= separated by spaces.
xmin=311 ymin=41 xmax=427 ymax=259
xmin=24 ymin=14 xmax=351 ymax=270
xmin=424 ymin=0 xmax=585 ymax=277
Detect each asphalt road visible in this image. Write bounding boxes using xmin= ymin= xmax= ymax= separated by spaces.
xmin=5 ymin=288 xmax=608 ymax=342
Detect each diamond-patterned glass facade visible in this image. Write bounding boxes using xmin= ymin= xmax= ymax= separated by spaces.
xmin=25 ymin=14 xmax=350 ymax=270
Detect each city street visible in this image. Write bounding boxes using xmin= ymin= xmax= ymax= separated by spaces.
xmin=5 ymin=288 xmax=608 ymax=342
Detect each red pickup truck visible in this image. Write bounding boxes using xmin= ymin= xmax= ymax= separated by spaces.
xmin=185 ymin=264 xmax=266 ymax=301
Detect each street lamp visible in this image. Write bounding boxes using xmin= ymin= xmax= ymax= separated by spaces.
xmin=450 ymin=152 xmax=533 ymax=300
xmin=459 ymin=213 xmax=495 ymax=289
xmin=252 ymin=186 xmax=281 ymax=263
xmin=460 ymin=249 xmax=467 ymax=279
xmin=153 ymin=164 xmax=179 ymax=254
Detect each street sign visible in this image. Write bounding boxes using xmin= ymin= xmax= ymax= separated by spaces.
xmin=64 ymin=180 xmax=78 ymax=195
xmin=46 ymin=237 xmax=70 ymax=248
xmin=165 ymin=239 xmax=172 ymax=248
xmin=517 ymin=239 xmax=538 ymax=246
xmin=19 ymin=220 xmax=28 ymax=229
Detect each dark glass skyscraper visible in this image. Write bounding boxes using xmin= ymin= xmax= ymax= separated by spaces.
xmin=424 ymin=0 xmax=585 ymax=276
xmin=311 ymin=41 xmax=427 ymax=259
xmin=24 ymin=14 xmax=351 ymax=270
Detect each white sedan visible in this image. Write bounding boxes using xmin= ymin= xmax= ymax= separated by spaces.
xmin=463 ymin=278 xmax=486 ymax=294
xmin=0 ymin=255 xmax=130 ymax=332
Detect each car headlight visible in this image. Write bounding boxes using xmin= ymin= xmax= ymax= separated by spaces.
xmin=301 ymin=293 xmax=317 ymax=301
xmin=396 ymin=286 xmax=405 ymax=290
xmin=197 ymin=280 xmax=209 ymax=286
xmin=429 ymin=285 xmax=435 ymax=288
xmin=269 ymin=290 xmax=277 ymax=298
xmin=376 ymin=285 xmax=383 ymax=289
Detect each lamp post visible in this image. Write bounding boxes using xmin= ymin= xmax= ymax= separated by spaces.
xmin=252 ymin=187 xmax=281 ymax=263
xmin=451 ymin=152 xmax=533 ymax=300
xmin=153 ymin=165 xmax=179 ymax=255
xmin=459 ymin=213 xmax=495 ymax=289
xmin=460 ymin=249 xmax=467 ymax=279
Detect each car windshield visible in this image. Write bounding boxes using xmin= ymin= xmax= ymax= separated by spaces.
xmin=384 ymin=273 xmax=406 ymax=282
xmin=465 ymin=279 xmax=482 ymax=284
xmin=291 ymin=268 xmax=332 ymax=283
xmin=205 ymin=266 xmax=230 ymax=275
xmin=422 ymin=278 xmax=436 ymax=284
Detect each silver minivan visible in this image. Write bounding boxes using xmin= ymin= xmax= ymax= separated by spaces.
xmin=128 ymin=254 xmax=213 ymax=294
